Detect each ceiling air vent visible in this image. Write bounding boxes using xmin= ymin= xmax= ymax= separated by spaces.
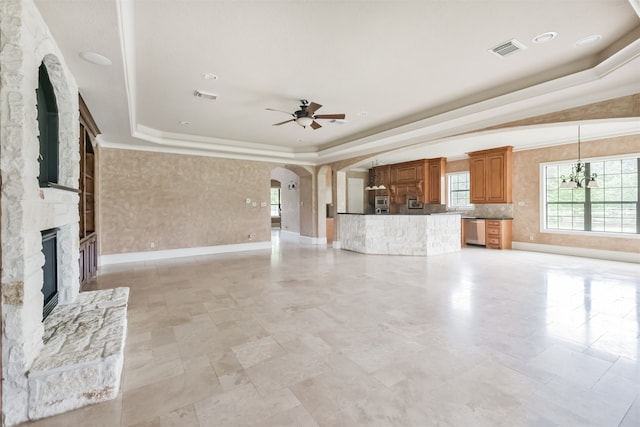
xmin=489 ymin=39 xmax=527 ymax=58
xmin=193 ymin=89 xmax=217 ymax=100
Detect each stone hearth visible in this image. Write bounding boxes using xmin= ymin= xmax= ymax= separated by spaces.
xmin=27 ymin=288 xmax=129 ymax=420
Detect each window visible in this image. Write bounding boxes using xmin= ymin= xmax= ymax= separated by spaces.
xmin=37 ymin=62 xmax=59 ymax=187
xmin=270 ymin=188 xmax=281 ymax=217
xmin=543 ymin=156 xmax=639 ymax=235
xmin=447 ymin=172 xmax=471 ymax=208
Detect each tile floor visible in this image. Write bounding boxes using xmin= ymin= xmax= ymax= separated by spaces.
xmin=23 ymin=234 xmax=640 ymax=426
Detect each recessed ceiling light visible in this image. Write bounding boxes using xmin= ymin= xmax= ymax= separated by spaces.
xmin=532 ymin=32 xmax=557 ymax=44
xmin=179 ymin=120 xmax=191 ymax=125
xmin=201 ymin=73 xmax=218 ymax=80
xmin=79 ymin=51 xmax=112 ymax=66
xmin=357 ymin=111 xmax=368 ymax=117
xmin=575 ymin=34 xmax=602 ymax=47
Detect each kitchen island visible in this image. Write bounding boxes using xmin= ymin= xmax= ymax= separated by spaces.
xmin=337 ymin=213 xmax=461 ymax=256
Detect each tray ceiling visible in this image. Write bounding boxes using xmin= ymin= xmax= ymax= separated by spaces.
xmin=35 ymin=0 xmax=640 ymax=165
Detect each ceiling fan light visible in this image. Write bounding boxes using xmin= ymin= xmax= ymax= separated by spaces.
xmin=377 ymin=184 xmax=386 ymax=190
xmin=296 ymin=117 xmax=314 ymax=128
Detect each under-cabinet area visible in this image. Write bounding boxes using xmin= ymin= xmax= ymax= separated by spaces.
xmin=462 ymin=218 xmax=513 ymax=250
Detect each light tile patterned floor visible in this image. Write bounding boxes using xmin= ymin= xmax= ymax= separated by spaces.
xmin=23 ymin=235 xmax=640 ymax=426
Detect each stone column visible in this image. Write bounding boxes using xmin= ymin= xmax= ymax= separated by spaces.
xmin=0 ymin=0 xmax=79 ymax=424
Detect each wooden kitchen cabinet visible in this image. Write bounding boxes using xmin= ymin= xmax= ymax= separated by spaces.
xmin=392 ymin=161 xmax=425 ymax=184
xmin=376 ymin=165 xmax=390 ymax=194
xmin=368 ymin=165 xmax=390 ymax=205
xmin=468 ymin=146 xmax=512 ymax=204
xmin=428 ymin=157 xmax=446 ymax=204
xmin=485 ymin=219 xmax=512 ymax=249
xmin=376 ymin=157 xmax=447 ymax=208
xmin=389 ymin=159 xmax=429 ymax=203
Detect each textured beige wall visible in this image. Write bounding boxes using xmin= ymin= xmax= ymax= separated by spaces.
xmin=99 ymin=149 xmax=273 ymax=255
xmin=513 ymin=134 xmax=640 ymax=253
xmin=299 ymin=174 xmax=314 ymax=237
xmin=445 ymin=159 xmax=469 ymax=174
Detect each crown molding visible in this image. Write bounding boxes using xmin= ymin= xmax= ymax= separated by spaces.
xmin=115 ymin=0 xmax=640 ymax=167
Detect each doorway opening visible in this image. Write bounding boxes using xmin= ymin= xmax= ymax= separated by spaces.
xmin=270 ymin=180 xmax=281 ymax=229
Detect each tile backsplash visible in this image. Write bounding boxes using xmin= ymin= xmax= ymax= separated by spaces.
xmin=381 ymin=202 xmax=513 ymax=218
xmin=449 ymin=203 xmax=513 ymax=219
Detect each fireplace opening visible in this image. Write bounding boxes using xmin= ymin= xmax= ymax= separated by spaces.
xmin=41 ymin=228 xmax=59 ymax=320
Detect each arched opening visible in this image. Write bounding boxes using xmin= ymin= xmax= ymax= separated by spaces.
xmin=270 ymin=165 xmax=317 ymax=244
xmin=270 ymin=179 xmax=282 ymax=229
xmin=37 ymin=61 xmax=59 ymax=187
xmin=270 ymin=167 xmax=301 ymax=240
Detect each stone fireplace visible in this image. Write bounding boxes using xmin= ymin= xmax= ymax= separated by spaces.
xmin=1 ymin=1 xmax=127 ymax=425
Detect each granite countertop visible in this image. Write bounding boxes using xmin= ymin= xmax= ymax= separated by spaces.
xmin=337 ymin=212 xmax=465 ymax=216
xmin=462 ymin=216 xmax=514 ymax=220
xmin=337 ymin=213 xmax=513 ymax=219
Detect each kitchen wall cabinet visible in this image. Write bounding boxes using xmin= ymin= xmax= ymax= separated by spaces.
xmin=392 ymin=161 xmax=425 ymax=184
xmin=368 ymin=165 xmax=390 ymax=205
xmin=428 ymin=157 xmax=446 ymax=204
xmin=389 ymin=159 xmax=429 ymax=204
xmin=468 ymin=146 xmax=513 ymax=204
xmin=485 ymin=219 xmax=512 ymax=249
xmin=368 ymin=157 xmax=447 ymax=208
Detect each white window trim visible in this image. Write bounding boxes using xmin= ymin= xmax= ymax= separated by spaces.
xmin=446 ymin=171 xmax=473 ymax=210
xmin=539 ymin=152 xmax=640 ymax=238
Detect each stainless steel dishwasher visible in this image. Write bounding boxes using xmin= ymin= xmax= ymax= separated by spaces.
xmin=464 ymin=218 xmax=486 ymax=245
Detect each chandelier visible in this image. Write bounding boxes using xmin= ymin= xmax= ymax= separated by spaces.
xmin=560 ymin=126 xmax=598 ymax=189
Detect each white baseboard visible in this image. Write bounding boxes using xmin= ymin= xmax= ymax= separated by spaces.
xmin=332 ymin=240 xmax=342 ymax=249
xmin=279 ymin=230 xmax=327 ymax=245
xmin=279 ymin=230 xmax=300 ymax=242
xmin=99 ymin=241 xmax=272 ymax=266
xmin=300 ymin=235 xmax=327 ymax=245
xmin=512 ymin=242 xmax=639 ymax=264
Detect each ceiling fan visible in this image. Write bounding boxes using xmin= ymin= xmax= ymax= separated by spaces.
xmin=266 ymin=99 xmax=346 ymax=129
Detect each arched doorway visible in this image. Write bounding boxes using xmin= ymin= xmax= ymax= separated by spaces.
xmin=270 ymin=179 xmax=282 ymax=229
xmin=270 ymin=165 xmax=316 ymax=243
xmin=270 ymin=167 xmax=301 ymax=241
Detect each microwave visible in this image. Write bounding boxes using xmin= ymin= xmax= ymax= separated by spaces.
xmin=375 ymin=196 xmax=389 ymax=208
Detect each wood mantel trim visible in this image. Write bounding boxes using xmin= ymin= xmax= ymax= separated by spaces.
xmin=79 ymin=94 xmax=100 ymax=137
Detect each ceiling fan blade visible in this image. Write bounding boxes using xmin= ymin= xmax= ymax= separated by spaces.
xmin=310 ymin=121 xmax=322 ymax=130
xmin=306 ymin=102 xmax=322 ymax=114
xmin=273 ymin=119 xmax=295 ymax=126
xmin=266 ymin=108 xmax=294 ymax=116
xmin=314 ymin=114 xmax=346 ymax=120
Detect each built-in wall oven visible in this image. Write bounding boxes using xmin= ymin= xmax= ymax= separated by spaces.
xmin=375 ymin=196 xmax=389 ymax=214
